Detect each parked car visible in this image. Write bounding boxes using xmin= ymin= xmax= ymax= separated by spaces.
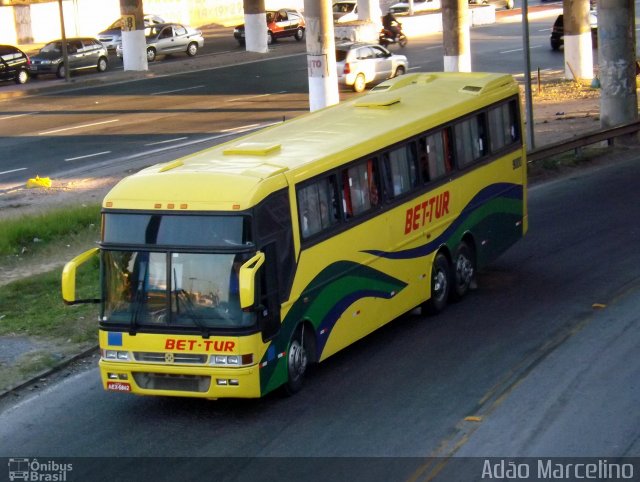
xmin=233 ymin=9 xmax=305 ymax=45
xmin=468 ymin=0 xmax=514 ymax=9
xmin=116 ymin=23 xmax=204 ymax=62
xmin=29 ymin=38 xmax=108 ymax=78
xmin=550 ymin=12 xmax=598 ymax=51
xmin=333 ymin=0 xmax=358 ymax=23
xmin=97 ymin=14 xmax=165 ymax=51
xmin=0 ymin=44 xmax=30 ymax=85
xmin=389 ymin=0 xmax=441 ymax=15
xmin=335 ymin=42 xmax=408 ymax=92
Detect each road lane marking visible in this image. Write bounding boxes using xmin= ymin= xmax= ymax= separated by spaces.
xmin=65 ymin=151 xmax=112 ymax=162
xmin=145 ymin=137 xmax=189 ymax=146
xmin=500 ymin=45 xmax=542 ymax=54
xmin=0 ymin=167 xmax=27 ymax=176
xmin=38 ymin=119 xmax=120 ymax=135
xmin=0 ymin=112 xmax=39 ymax=121
xmin=221 ymin=124 xmax=260 ymax=132
xmin=151 ymin=85 xmax=205 ymax=95
xmin=226 ymin=93 xmax=272 ymax=102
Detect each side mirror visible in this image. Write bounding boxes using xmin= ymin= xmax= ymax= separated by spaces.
xmin=238 ymin=252 xmax=265 ymax=310
xmin=61 ymin=247 xmax=100 ymax=305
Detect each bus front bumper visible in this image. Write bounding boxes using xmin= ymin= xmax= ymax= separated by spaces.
xmin=99 ymin=360 xmax=262 ymax=399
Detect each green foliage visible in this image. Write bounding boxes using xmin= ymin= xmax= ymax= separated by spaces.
xmin=0 ymin=204 xmax=101 ymax=257
xmin=0 ymin=264 xmax=99 ymax=343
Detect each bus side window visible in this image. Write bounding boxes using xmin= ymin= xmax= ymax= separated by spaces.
xmin=454 ymin=114 xmax=487 ymax=168
xmin=384 ymin=143 xmax=417 ymax=198
xmin=425 ymin=129 xmax=453 ymax=180
xmin=298 ymin=176 xmax=339 ymax=239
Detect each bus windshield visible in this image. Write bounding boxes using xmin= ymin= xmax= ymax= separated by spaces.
xmin=102 ymin=250 xmax=255 ymax=330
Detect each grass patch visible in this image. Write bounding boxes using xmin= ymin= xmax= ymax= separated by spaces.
xmin=0 ymin=203 xmax=101 ymax=257
xmin=0 ymin=262 xmax=99 ymax=342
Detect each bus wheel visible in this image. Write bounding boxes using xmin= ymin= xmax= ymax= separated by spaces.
xmin=423 ymin=252 xmax=450 ymax=315
xmin=284 ymin=325 xmax=309 ymax=395
xmin=451 ymin=241 xmax=475 ymax=301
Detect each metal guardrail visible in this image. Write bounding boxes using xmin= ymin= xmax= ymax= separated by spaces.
xmin=527 ymin=119 xmax=640 ymax=163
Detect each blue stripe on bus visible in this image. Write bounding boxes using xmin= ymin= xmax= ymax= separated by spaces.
xmin=363 ymin=183 xmax=523 ymax=260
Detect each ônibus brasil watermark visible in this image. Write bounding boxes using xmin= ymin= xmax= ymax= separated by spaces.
xmin=7 ymin=458 xmax=72 ymax=481
xmin=482 ymin=458 xmax=635 ymax=480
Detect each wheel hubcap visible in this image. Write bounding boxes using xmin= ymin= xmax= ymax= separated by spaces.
xmin=456 ymin=255 xmax=473 ymax=286
xmin=433 ymin=270 xmax=447 ymax=299
xmin=288 ymin=339 xmax=307 ymax=380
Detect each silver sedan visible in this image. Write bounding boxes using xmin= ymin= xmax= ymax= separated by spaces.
xmin=335 ymin=42 xmax=408 ymax=92
xmin=116 ymin=23 xmax=204 ymax=62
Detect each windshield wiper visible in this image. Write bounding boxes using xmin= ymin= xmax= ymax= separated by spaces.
xmin=175 ymin=288 xmax=211 ymax=339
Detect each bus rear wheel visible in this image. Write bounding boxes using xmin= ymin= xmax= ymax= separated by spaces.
xmin=284 ymin=326 xmax=309 ymax=395
xmin=451 ymin=241 xmax=475 ymax=301
xmin=423 ymin=252 xmax=450 ymax=315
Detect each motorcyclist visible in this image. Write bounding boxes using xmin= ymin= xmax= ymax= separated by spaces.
xmin=382 ymin=11 xmax=401 ymax=41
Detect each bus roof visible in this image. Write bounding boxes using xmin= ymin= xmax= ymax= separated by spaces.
xmin=104 ymin=72 xmax=518 ymax=212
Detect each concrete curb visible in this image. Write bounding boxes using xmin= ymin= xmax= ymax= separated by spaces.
xmin=0 ymin=345 xmax=98 ymax=400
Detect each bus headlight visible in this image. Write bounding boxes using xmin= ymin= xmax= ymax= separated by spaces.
xmin=210 ymin=354 xmax=253 ymax=367
xmin=102 ymin=349 xmax=129 ymax=361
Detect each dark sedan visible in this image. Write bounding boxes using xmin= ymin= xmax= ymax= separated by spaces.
xmin=29 ymin=38 xmax=108 ymax=78
xmin=0 ymin=44 xmax=30 ymax=85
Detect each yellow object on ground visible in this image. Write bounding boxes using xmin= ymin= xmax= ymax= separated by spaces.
xmin=26 ymin=176 xmax=51 ymax=188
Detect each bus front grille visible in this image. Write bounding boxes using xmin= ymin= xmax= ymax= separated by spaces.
xmin=133 ymin=352 xmax=208 ymax=364
xmin=132 ymin=372 xmax=211 ymax=392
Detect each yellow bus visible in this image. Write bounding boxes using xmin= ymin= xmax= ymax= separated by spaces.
xmin=62 ymin=72 xmax=527 ymax=399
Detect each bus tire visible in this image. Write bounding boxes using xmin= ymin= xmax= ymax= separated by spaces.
xmin=450 ymin=241 xmax=475 ymax=301
xmin=284 ymin=325 xmax=310 ymax=395
xmin=423 ymin=252 xmax=450 ymax=315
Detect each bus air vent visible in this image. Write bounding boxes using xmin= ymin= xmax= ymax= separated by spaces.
xmin=460 ymin=85 xmax=483 ymax=94
xmin=354 ymin=95 xmax=401 ymax=109
xmin=223 ymin=142 xmax=281 ymax=156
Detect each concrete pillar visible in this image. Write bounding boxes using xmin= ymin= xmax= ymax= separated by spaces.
xmin=120 ymin=0 xmax=148 ymax=71
xmin=359 ymin=0 xmax=382 ymax=22
xmin=243 ymin=0 xmax=268 ymax=53
xmin=304 ymin=0 xmax=339 ymax=111
xmin=598 ymin=0 xmax=638 ymax=141
xmin=442 ymin=0 xmax=471 ymax=72
xmin=13 ymin=5 xmax=33 ymax=45
xmin=563 ymin=0 xmax=593 ymax=80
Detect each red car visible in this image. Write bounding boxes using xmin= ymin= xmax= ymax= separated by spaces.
xmin=234 ymin=9 xmax=305 ymax=45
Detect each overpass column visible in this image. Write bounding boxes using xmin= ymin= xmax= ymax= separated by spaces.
xmin=304 ymin=0 xmax=339 ymax=111
xmin=598 ymin=0 xmax=638 ymax=142
xmin=13 ymin=5 xmax=34 ymax=44
xmin=442 ymin=0 xmax=471 ymax=72
xmin=563 ymin=0 xmax=593 ymax=80
xmin=120 ymin=0 xmax=148 ymax=71
xmin=243 ymin=0 xmax=268 ymax=53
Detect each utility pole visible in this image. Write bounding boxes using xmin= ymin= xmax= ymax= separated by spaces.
xmin=598 ymin=0 xmax=638 ymax=143
xmin=442 ymin=0 xmax=471 ymax=72
xmin=57 ymin=0 xmax=70 ymax=82
xmin=120 ymin=0 xmax=147 ymax=71
xmin=304 ymin=0 xmax=339 ymax=111
xmin=242 ymin=0 xmax=268 ymax=53
xmin=563 ymin=0 xmax=593 ymax=80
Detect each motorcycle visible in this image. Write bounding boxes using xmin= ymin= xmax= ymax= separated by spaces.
xmin=379 ymin=22 xmax=408 ymax=48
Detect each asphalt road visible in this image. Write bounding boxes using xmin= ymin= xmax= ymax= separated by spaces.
xmin=0 ymin=152 xmax=638 ymax=481
xmin=0 ymin=8 xmax=577 ymax=192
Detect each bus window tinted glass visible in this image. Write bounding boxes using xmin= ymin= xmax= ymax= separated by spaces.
xmin=454 ymin=114 xmax=488 ymax=167
xmin=385 ymin=143 xmax=417 ymax=197
xmin=103 ymin=214 xmax=249 ymax=247
xmin=298 ymin=176 xmax=339 ymax=239
xmin=342 ymin=158 xmax=380 ymax=217
xmin=488 ymin=100 xmax=520 ymax=152
xmin=423 ymin=128 xmax=454 ymax=181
